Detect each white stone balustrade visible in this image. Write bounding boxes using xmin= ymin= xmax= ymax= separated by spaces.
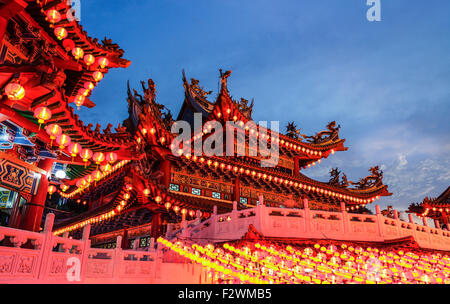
xmin=183 ymin=199 xmax=450 ymax=251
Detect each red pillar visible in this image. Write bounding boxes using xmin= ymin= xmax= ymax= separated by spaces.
xmin=232 ymin=177 xmax=240 ymax=203
xmin=8 ymin=194 xmax=22 ymax=228
xmin=159 ymin=159 xmax=171 ymax=189
xmin=19 ymin=158 xmax=54 ymax=232
xmin=294 ymin=156 xmax=300 ymax=177
xmin=0 ymin=17 xmax=7 ymax=44
xmin=151 ymin=212 xmax=162 ymax=239
xmin=121 ymin=228 xmax=129 ymax=249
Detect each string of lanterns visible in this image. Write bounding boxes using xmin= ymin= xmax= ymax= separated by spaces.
xmin=179 ymin=153 xmax=379 ymax=207
xmin=41 ymin=2 xmax=111 ymax=111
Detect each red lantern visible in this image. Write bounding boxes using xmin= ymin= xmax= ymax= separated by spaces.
xmin=98 ymin=57 xmax=109 ymax=68
xmin=78 ymin=88 xmax=90 ymax=97
xmin=92 ymin=71 xmax=103 ymax=82
xmin=46 ymin=9 xmax=61 ymax=23
xmin=105 ymin=152 xmax=118 ymax=163
xmin=56 ymin=134 xmax=71 ymax=149
xmin=92 ymin=152 xmax=105 ymax=164
xmin=84 ymin=54 xmax=95 ymax=66
xmin=68 ymin=143 xmax=82 ymax=158
xmin=84 ymin=82 xmax=95 ymax=90
xmin=33 ymin=107 xmax=52 ymax=129
xmin=155 ymin=195 xmax=162 ymax=203
xmin=173 ymin=206 xmax=180 ymax=213
xmin=74 ymin=94 xmax=85 ymax=110
xmin=143 ymin=188 xmax=150 ymax=197
xmin=4 ymin=83 xmax=25 ymax=100
xmin=100 ymin=163 xmax=112 ymax=172
xmin=72 ymin=47 xmax=84 ymax=60
xmin=189 ymin=210 xmax=195 ymax=217
xmin=165 ymin=202 xmax=171 ymax=210
xmin=45 ymin=124 xmax=62 ymax=145
xmin=54 ymin=27 xmax=67 ymax=40
xmin=62 ymin=39 xmax=75 ymax=52
xmin=60 ymin=184 xmax=69 ymax=192
xmin=91 ymin=170 xmax=102 ymax=181
xmin=48 ymin=185 xmax=56 ymax=198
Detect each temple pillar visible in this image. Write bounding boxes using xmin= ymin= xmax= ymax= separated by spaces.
xmin=0 ymin=17 xmax=7 ymax=45
xmin=159 ymin=159 xmax=171 ymax=189
xmin=293 ymin=156 xmax=300 ymax=177
xmin=232 ymin=177 xmax=240 ymax=203
xmin=19 ymin=158 xmax=54 ymax=232
xmin=408 ymin=214 xmax=414 ymax=224
xmin=441 ymin=212 xmax=449 ymax=229
xmin=8 ymin=194 xmax=22 ymax=228
xmin=151 ymin=212 xmax=162 ymax=239
xmin=121 ymin=228 xmax=129 ymax=249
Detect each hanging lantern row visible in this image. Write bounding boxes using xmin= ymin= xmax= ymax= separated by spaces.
xmin=59 ymin=159 xmax=129 ymax=199
xmin=182 ymin=154 xmax=380 ymax=206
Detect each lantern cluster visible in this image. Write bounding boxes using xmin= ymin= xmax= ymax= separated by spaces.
xmin=157 ymin=238 xmax=450 ymax=285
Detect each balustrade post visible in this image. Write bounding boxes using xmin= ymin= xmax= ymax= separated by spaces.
xmin=113 ymin=235 xmax=123 ymax=278
xmin=375 ymin=205 xmax=385 ymax=238
xmin=434 ymin=219 xmax=441 ymax=229
xmin=37 ymin=213 xmax=55 ymax=280
xmin=213 ymin=205 xmax=217 ymax=215
xmin=80 ymin=224 xmax=91 ymax=282
xmin=341 ymin=202 xmax=349 ymax=234
xmin=422 ymin=217 xmax=429 ymax=227
xmin=408 ymin=214 xmax=414 ymax=224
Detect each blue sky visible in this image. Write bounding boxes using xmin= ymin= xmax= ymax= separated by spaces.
xmin=75 ymin=0 xmax=450 ymax=215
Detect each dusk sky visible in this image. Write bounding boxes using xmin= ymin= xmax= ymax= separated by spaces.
xmin=74 ymin=0 xmax=450 ymax=216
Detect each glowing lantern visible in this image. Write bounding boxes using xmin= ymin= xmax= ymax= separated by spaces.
xmin=143 ymin=188 xmax=150 ymax=197
xmin=68 ymin=143 xmax=82 ymax=158
xmin=92 ymin=152 xmax=105 ymax=164
xmin=105 ymin=152 xmax=117 ymax=163
xmin=54 ymin=27 xmax=67 ymax=40
xmin=78 ymin=88 xmax=90 ymax=97
xmin=84 ymin=82 xmax=95 ymax=90
xmin=48 ymin=185 xmax=56 ymax=198
xmin=74 ymin=94 xmax=85 ymax=109
xmin=100 ymin=163 xmax=112 ymax=173
xmin=155 ymin=196 xmax=162 ymax=204
xmin=72 ymin=47 xmax=84 ymax=60
xmin=91 ymin=170 xmax=102 ymax=181
xmin=98 ymin=57 xmax=109 ymax=68
xmin=189 ymin=210 xmax=195 ymax=217
xmin=84 ymin=54 xmax=95 ymax=66
xmin=80 ymin=148 xmax=93 ymax=166
xmin=56 ymin=134 xmax=71 ymax=149
xmin=46 ymin=9 xmax=61 ymax=23
xmin=4 ymin=82 xmax=25 ymax=100
xmin=173 ymin=206 xmax=180 ymax=213
xmin=33 ymin=107 xmax=52 ymax=129
xmin=60 ymin=184 xmax=69 ymax=192
xmin=45 ymin=124 xmax=62 ymax=145
xmin=92 ymin=71 xmax=103 ymax=82
xmin=165 ymin=202 xmax=171 ymax=210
